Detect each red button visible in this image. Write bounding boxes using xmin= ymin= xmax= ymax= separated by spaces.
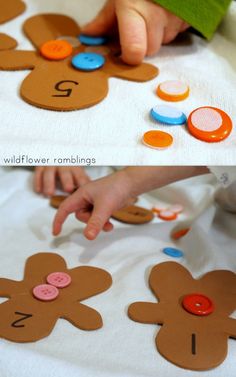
xmin=46 ymin=272 xmax=71 ymax=288
xmin=182 ymin=293 xmax=214 ymax=316
xmin=33 ymin=284 xmax=59 ymax=301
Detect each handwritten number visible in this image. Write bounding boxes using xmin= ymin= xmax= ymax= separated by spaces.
xmin=11 ymin=312 xmax=33 ymax=328
xmin=52 ymin=80 xmax=79 ymax=97
xmin=192 ymin=333 xmax=196 ymax=355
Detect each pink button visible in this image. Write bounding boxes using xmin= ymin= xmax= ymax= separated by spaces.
xmin=33 ymin=284 xmax=59 ymax=301
xmin=46 ymin=272 xmax=71 ymax=288
xmin=168 ymin=204 xmax=184 ymax=214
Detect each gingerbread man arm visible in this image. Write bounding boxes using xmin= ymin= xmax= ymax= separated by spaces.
xmin=69 ymin=266 xmax=112 ymax=301
xmin=223 ymin=318 xmax=236 ymax=339
xmin=128 ymin=302 xmax=166 ymax=324
xmin=62 ymin=302 xmax=103 ymax=330
xmin=0 ymin=278 xmax=26 ymax=297
xmin=103 ymin=56 xmax=159 ymax=82
xmin=0 ymin=50 xmax=40 ymax=70
xmin=200 ymin=270 xmax=236 ymax=294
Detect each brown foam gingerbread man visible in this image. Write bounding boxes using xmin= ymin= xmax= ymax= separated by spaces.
xmin=0 ymin=253 xmax=112 ymax=342
xmin=0 ymin=0 xmax=26 ymax=50
xmin=0 ymin=0 xmax=25 ymax=24
xmin=0 ymin=13 xmax=159 ymax=111
xmin=128 ymin=262 xmax=236 ymax=371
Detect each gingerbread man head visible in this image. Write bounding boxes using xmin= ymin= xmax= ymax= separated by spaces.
xmin=0 ymin=253 xmax=112 ymax=342
xmin=128 ymin=262 xmax=236 ymax=370
xmin=0 ymin=14 xmax=159 ymax=111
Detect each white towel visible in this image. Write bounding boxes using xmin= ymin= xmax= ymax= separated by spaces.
xmin=0 ymin=0 xmax=235 ymax=165
xmin=0 ymin=167 xmax=235 ymax=377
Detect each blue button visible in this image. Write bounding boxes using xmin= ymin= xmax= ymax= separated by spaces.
xmin=163 ymin=247 xmax=184 ymax=258
xmin=150 ymin=105 xmax=187 ymax=125
xmin=71 ymin=52 xmax=105 ymax=71
xmin=79 ymin=34 xmax=107 ymax=46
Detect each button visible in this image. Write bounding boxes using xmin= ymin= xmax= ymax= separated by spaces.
xmin=46 ymin=272 xmax=71 ymax=288
xmin=150 ymin=105 xmax=187 ymax=125
xmin=157 ymin=80 xmax=189 ymax=101
xmin=33 ymin=284 xmax=59 ymax=301
xmin=40 ymin=40 xmax=73 ymax=61
xmin=158 ymin=210 xmax=177 ymax=221
xmin=187 ymin=106 xmax=232 ymax=143
xmin=168 ymin=204 xmax=184 ymax=214
xmin=79 ymin=34 xmax=107 ymax=46
xmin=152 ymin=206 xmax=166 ymax=214
xmin=171 ymin=228 xmax=190 ymax=240
xmin=163 ymin=247 xmax=184 ymax=258
xmin=142 ymin=130 xmax=173 ymax=149
xmin=56 ymin=36 xmax=81 ymax=48
xmin=182 ymin=294 xmax=214 ymax=316
xmin=71 ymin=52 xmax=105 ymax=71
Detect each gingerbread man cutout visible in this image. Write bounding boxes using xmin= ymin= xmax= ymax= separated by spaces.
xmin=0 ymin=13 xmax=159 ymax=111
xmin=0 ymin=0 xmax=25 ymax=24
xmin=128 ymin=262 xmax=236 ymax=371
xmin=0 ymin=0 xmax=26 ymax=51
xmin=0 ymin=253 xmax=112 ymax=342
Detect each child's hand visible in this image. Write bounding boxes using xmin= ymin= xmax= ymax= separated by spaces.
xmin=52 ymin=170 xmax=135 ymax=240
xmin=34 ymin=167 xmax=90 ymax=197
xmin=52 ymin=166 xmax=208 ymax=240
xmin=82 ymin=0 xmax=189 ymax=65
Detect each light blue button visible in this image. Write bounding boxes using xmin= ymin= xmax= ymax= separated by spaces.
xmin=71 ymin=52 xmax=105 ymax=71
xmin=150 ymin=105 xmax=187 ymax=125
xmin=163 ymin=247 xmax=184 ymax=258
xmin=79 ymin=34 xmax=107 ymax=46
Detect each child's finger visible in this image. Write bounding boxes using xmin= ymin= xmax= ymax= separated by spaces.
xmin=52 ymin=193 xmax=84 ymax=235
xmin=103 ymin=221 xmax=114 ymax=232
xmin=76 ymin=210 xmax=114 ymax=233
xmin=58 ymin=169 xmax=75 ymax=193
xmin=84 ymin=203 xmax=113 ymax=240
xmin=34 ymin=167 xmax=44 ymax=193
xmin=116 ymin=3 xmax=147 ymax=65
xmin=43 ymin=168 xmax=56 ymax=196
xmin=82 ymin=0 xmax=116 ymax=35
xmin=162 ymin=19 xmax=183 ymax=44
xmin=146 ymin=23 xmax=164 ymax=56
xmin=73 ymin=169 xmax=90 ymax=187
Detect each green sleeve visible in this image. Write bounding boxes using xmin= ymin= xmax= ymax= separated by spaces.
xmin=153 ymin=0 xmax=232 ymax=39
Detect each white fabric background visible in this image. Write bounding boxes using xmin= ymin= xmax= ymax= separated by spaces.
xmin=0 ymin=167 xmax=235 ymax=377
xmin=0 ymin=0 xmax=235 ymax=165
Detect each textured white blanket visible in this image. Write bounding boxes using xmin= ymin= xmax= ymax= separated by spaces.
xmin=0 ymin=0 xmax=235 ymax=165
xmin=0 ymin=167 xmax=235 ymax=377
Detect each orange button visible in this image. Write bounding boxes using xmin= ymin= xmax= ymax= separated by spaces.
xmin=158 ymin=210 xmax=177 ymax=221
xmin=171 ymin=228 xmax=190 ymax=240
xmin=157 ymin=80 xmax=189 ymax=102
xmin=40 ymin=40 xmax=73 ymax=61
xmin=142 ymin=130 xmax=173 ymax=149
xmin=152 ymin=206 xmax=166 ymax=214
xmin=187 ymin=106 xmax=232 ymax=143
